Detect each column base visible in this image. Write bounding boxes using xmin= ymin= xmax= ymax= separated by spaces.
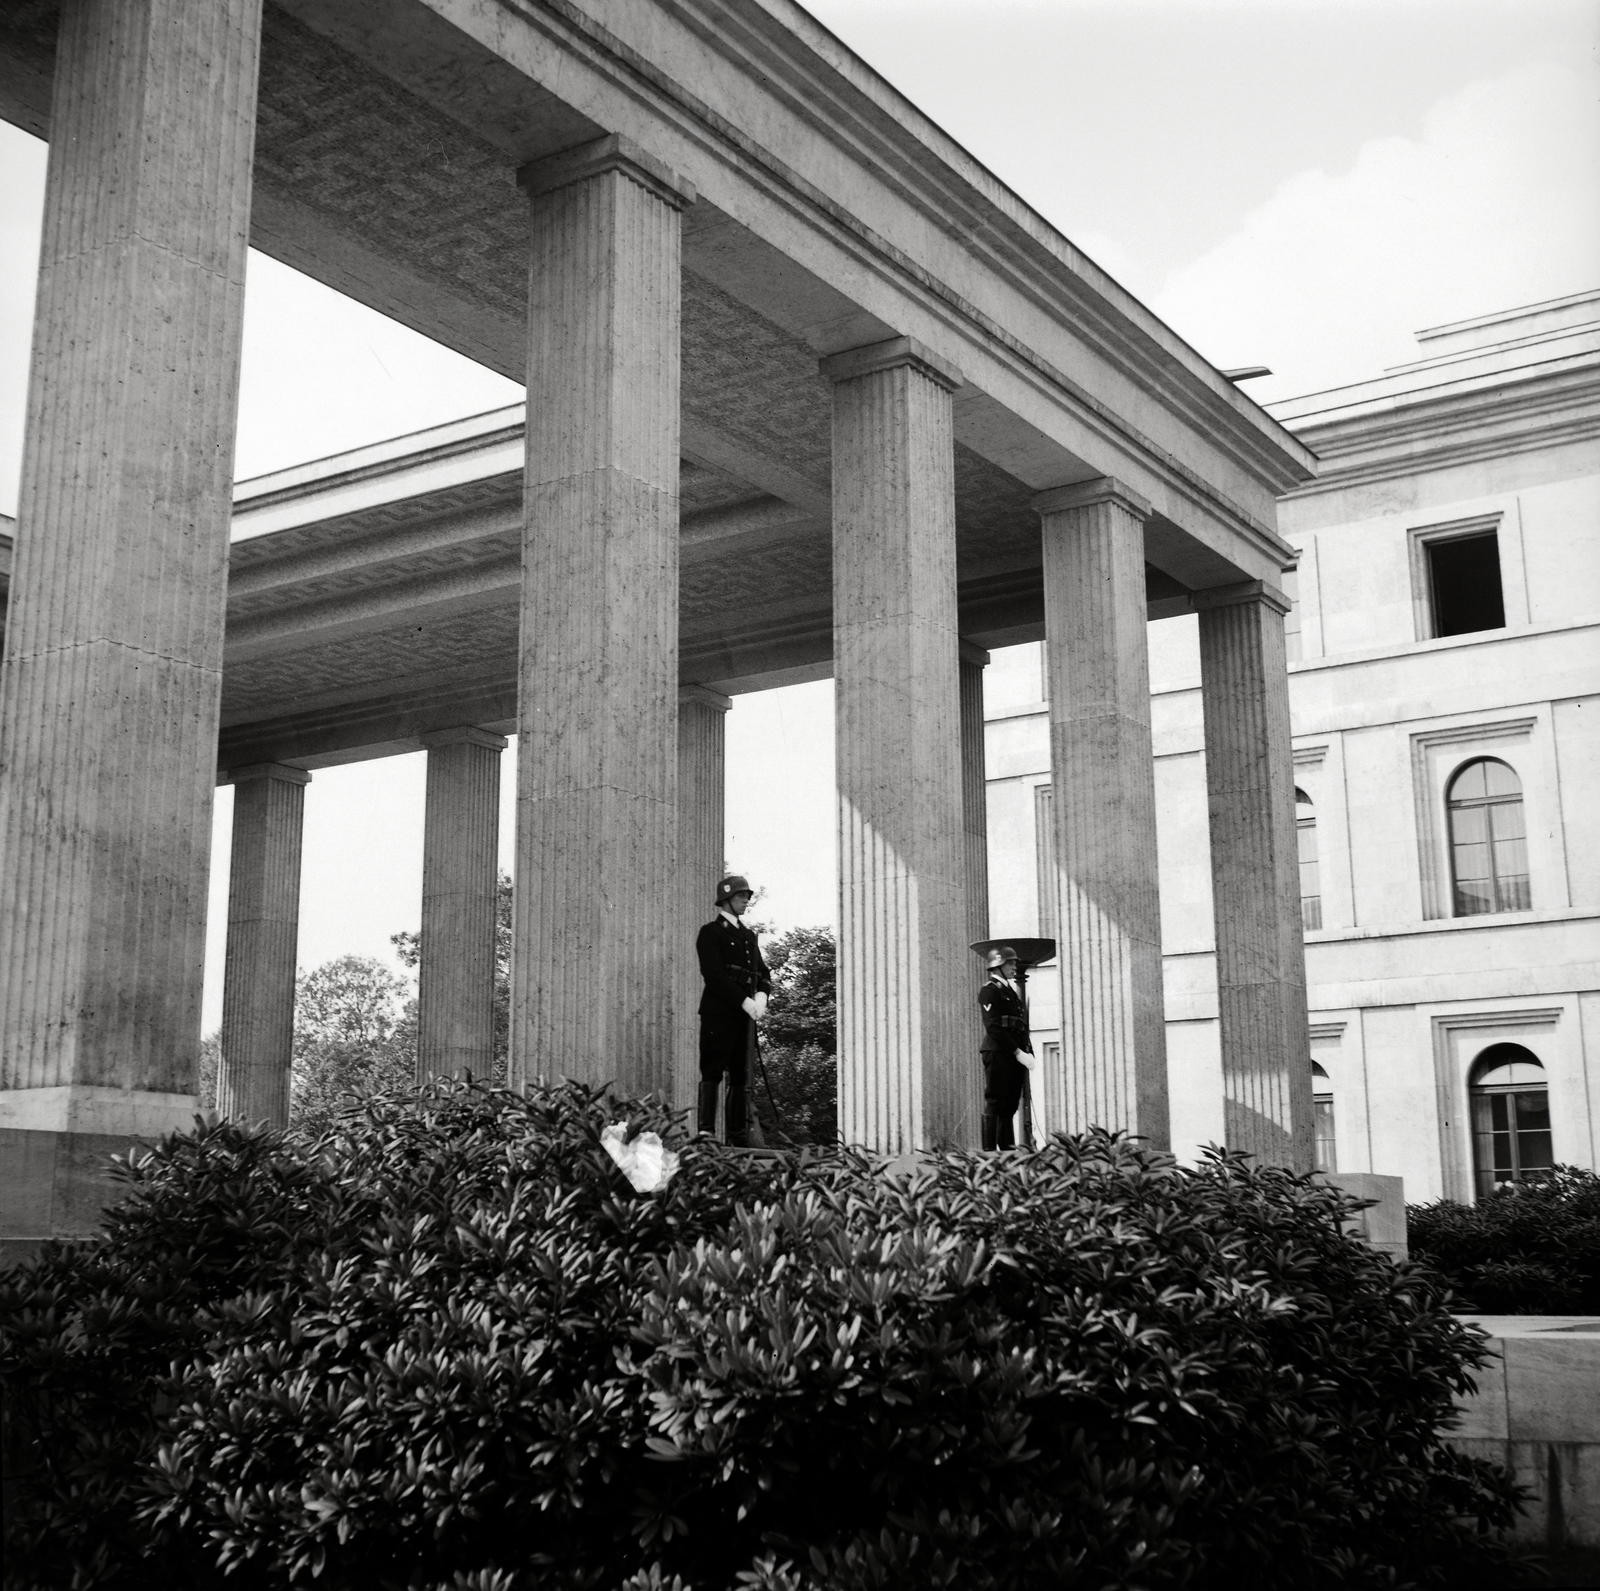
xmin=1321 ymin=1171 xmax=1408 ymax=1260
xmin=0 ymin=1090 xmax=200 ymax=1266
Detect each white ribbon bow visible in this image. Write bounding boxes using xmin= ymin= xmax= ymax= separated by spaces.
xmin=600 ymin=1122 xmax=680 ymax=1193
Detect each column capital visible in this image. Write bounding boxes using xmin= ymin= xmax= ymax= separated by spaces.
xmin=226 ymin=762 xmax=311 ymax=787
xmin=1032 ymin=477 xmax=1152 ymax=522
xmin=958 ymin=638 xmax=991 ymax=668
xmin=1191 ymin=578 xmax=1292 ymax=618
xmin=818 ymin=335 xmax=963 ymax=392
xmin=518 ymin=133 xmax=696 ymax=210
xmin=678 ymin=683 xmax=732 ymax=713
xmin=420 ymin=726 xmax=509 ymax=752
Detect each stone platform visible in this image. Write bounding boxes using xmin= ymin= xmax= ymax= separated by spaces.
xmin=1452 ymin=1315 xmax=1600 ymax=1552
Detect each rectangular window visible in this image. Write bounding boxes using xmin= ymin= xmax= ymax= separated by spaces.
xmin=1297 ymin=815 xmax=1321 ymax=931
xmin=1426 ymin=531 xmax=1505 ymax=638
xmin=1283 ymin=566 xmax=1302 ymax=664
xmin=1312 ymin=1094 xmax=1336 ymax=1172
xmin=1035 ymin=784 xmax=1056 ymax=940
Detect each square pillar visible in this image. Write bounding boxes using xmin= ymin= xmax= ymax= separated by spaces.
xmin=677 ymin=686 xmax=731 ymax=1123
xmin=1033 ymin=479 xmax=1170 ymax=1150
xmin=511 ymin=136 xmax=694 ymax=1101
xmin=0 ymin=0 xmax=263 ymax=1251
xmin=821 ymin=336 xmax=968 ymax=1154
xmin=1195 ymin=580 xmax=1314 ymax=1170
xmin=959 ymin=640 xmax=992 ymax=1143
xmin=218 ymin=764 xmax=310 ymax=1128
xmin=418 ymin=728 xmax=507 ymax=1082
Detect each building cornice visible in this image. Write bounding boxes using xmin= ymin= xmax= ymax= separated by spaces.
xmin=1280 ymin=362 xmax=1600 ymax=497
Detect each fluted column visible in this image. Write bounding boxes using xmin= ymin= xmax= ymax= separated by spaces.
xmin=677 ymin=686 xmax=731 ymax=1122
xmin=823 ymin=336 xmax=968 ymax=1154
xmin=1195 ymin=580 xmax=1313 ymax=1169
xmin=0 ymin=0 xmax=263 ymax=1246
xmin=958 ymin=641 xmax=992 ymax=1142
xmin=511 ymin=136 xmax=693 ymax=1099
xmin=217 ymin=764 xmax=309 ymax=1128
xmin=418 ymin=727 xmax=506 ymax=1081
xmin=1034 ymin=479 xmax=1170 ymax=1149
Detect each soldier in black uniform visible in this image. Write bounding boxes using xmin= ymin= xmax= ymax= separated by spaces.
xmin=978 ymin=945 xmax=1035 ymax=1150
xmin=696 ymin=874 xmax=773 ymax=1146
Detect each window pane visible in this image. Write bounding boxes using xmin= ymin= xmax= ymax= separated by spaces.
xmin=1451 ymin=804 xmax=1490 ymax=843
xmin=1301 ymin=895 xmax=1322 ymax=931
xmin=1428 ymin=533 xmax=1505 ymax=637
xmin=1513 ymin=1090 xmax=1551 ymax=1132
xmin=1518 ymin=1132 xmax=1554 ymax=1176
xmin=1450 ymin=760 xmax=1489 ymax=802
xmin=1491 ymin=1130 xmax=1515 ymax=1175
xmin=1489 ymin=798 xmax=1525 ymax=841
xmin=1480 ymin=759 xmax=1521 ymax=798
xmin=1312 ymin=1095 xmax=1336 ymax=1172
xmin=1492 ymin=832 xmax=1528 ymax=880
xmin=1497 ymin=873 xmax=1532 ymax=912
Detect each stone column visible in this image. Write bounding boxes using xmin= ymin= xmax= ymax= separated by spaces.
xmin=418 ymin=728 xmax=506 ymax=1082
xmin=0 ymin=0 xmax=262 ymax=1250
xmin=958 ymin=641 xmax=992 ymax=1143
xmin=677 ymin=686 xmax=731 ymax=1122
xmin=1034 ymin=479 xmax=1170 ymax=1149
xmin=822 ymin=336 xmax=969 ymax=1154
xmin=1195 ymin=580 xmax=1314 ymax=1170
xmin=512 ymin=136 xmax=693 ymax=1101
xmin=217 ymin=764 xmax=309 ymax=1128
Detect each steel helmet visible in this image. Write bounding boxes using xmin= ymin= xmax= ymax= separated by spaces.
xmin=716 ymin=874 xmax=754 ymax=905
xmin=985 ymin=944 xmax=1019 ymax=971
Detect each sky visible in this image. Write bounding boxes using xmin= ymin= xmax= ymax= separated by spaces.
xmin=0 ymin=0 xmax=1595 ymax=1030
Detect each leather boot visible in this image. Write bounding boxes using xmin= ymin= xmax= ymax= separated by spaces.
xmin=981 ymin=1113 xmax=998 ymax=1151
xmin=725 ymin=1083 xmax=750 ymax=1148
xmin=697 ymin=1078 xmax=721 ymax=1139
xmin=995 ymin=1112 xmax=1016 ymax=1151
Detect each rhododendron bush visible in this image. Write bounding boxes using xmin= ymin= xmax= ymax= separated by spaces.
xmin=1 ymin=1079 xmax=1518 ymax=1589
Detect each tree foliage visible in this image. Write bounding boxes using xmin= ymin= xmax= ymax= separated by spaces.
xmin=289 ymin=954 xmax=415 ymax=1135
xmin=1 ymin=1081 xmax=1524 ymax=1591
xmin=755 ymin=927 xmax=837 ymax=1145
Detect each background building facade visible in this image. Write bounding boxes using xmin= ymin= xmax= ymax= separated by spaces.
xmin=986 ymin=292 xmax=1600 ymax=1202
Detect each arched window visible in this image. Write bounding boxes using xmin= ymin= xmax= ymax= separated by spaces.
xmin=1311 ymin=1060 xmax=1335 ymax=1172
xmin=1470 ymin=1043 xmax=1552 ymax=1199
xmin=1296 ymin=788 xmax=1321 ymax=930
xmin=1448 ymin=759 xmax=1530 ymax=917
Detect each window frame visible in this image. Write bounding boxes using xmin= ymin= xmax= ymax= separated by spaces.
xmin=1311 ymin=1059 xmax=1336 ymax=1172
xmin=1407 ymin=514 xmax=1505 ymax=642
xmin=1295 ymin=786 xmax=1321 ymax=931
xmin=1446 ymin=756 xmax=1531 ymax=918
xmin=1468 ymin=1044 xmax=1552 ymax=1200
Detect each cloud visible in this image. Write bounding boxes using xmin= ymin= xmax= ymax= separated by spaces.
xmin=1153 ymin=61 xmax=1600 ymax=400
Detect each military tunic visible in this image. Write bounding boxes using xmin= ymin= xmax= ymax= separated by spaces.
xmin=696 ymin=912 xmax=772 ymax=1143
xmin=978 ymin=974 xmax=1033 ymax=1149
